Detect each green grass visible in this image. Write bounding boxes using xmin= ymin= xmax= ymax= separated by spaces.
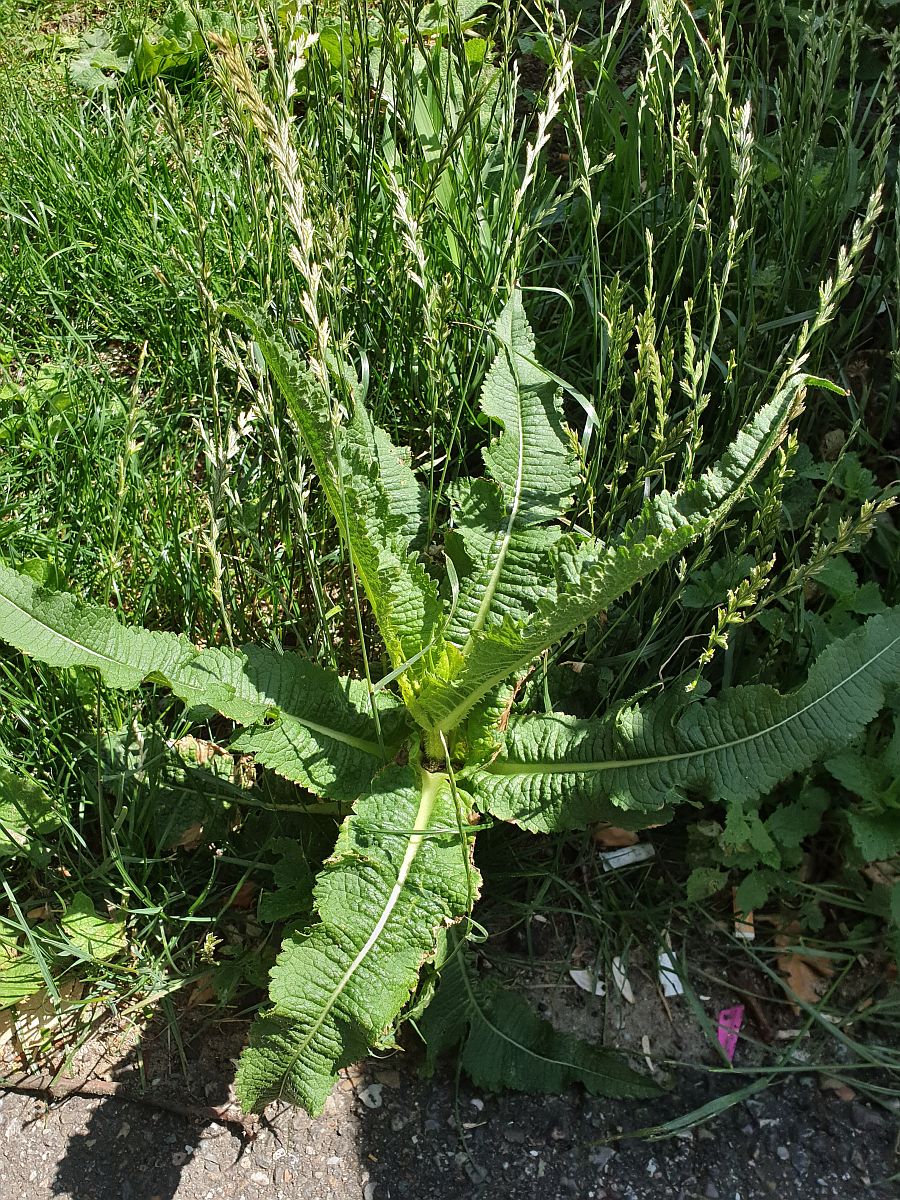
xmin=0 ymin=0 xmax=898 ymax=1098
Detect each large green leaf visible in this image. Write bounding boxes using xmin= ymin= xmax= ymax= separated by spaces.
xmin=445 ymin=479 xmax=564 ymax=641
xmin=0 ymin=567 xmax=396 ymax=799
xmin=237 ymin=763 xmax=480 ymax=1108
xmin=344 ymin=399 xmax=429 ymax=550
xmin=444 ymin=293 xmax=579 ymax=646
xmin=0 ymin=562 xmax=209 ymax=698
xmin=0 ymin=764 xmax=63 ymax=856
xmin=183 ymin=645 xmax=406 ymax=800
xmin=236 ymin=760 xmax=478 ymax=1113
xmin=234 ymin=310 xmax=441 ymax=673
xmin=411 ymin=376 xmax=806 ymax=733
xmin=411 ymin=525 xmax=703 ymax=733
xmin=471 ymin=607 xmax=900 ymax=831
xmin=0 ymin=942 xmax=45 ymax=1009
xmin=420 ymin=945 xmax=658 ymax=1098
xmin=62 ymin=891 xmax=126 ymax=963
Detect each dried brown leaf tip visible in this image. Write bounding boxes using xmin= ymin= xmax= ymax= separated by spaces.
xmin=593 ymin=825 xmax=639 ymax=848
xmin=775 ymin=923 xmax=835 ymax=1010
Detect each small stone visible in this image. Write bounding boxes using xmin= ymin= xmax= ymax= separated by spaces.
xmin=390 ymin=1114 xmax=407 ymax=1132
xmin=704 ymin=1183 xmax=720 ymax=1200
xmin=465 ymin=1163 xmax=488 ymax=1185
xmin=282 ymin=1171 xmax=293 ymax=1184
xmin=590 ymin=1148 xmax=616 ymax=1171
xmin=851 ymin=1103 xmax=886 ymax=1131
xmin=170 ymin=1152 xmax=187 ymax=1167
xmin=470 ymin=1098 xmax=484 ymax=1112
xmin=503 ymin=1127 xmax=526 ymax=1144
xmin=424 ymin=1119 xmax=441 ymax=1133
xmin=250 ymin=1170 xmax=269 ymax=1185
xmin=793 ymin=1149 xmax=810 ymax=1175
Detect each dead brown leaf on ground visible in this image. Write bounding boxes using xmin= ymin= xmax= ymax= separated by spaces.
xmin=775 ymin=924 xmax=835 ymax=1010
xmin=592 ymin=825 xmax=639 ymax=848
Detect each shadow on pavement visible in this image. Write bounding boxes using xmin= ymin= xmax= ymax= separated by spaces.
xmin=47 ymin=1019 xmax=243 ymax=1200
xmin=29 ymin=1018 xmax=898 ymax=1200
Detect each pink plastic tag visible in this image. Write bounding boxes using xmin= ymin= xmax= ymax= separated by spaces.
xmin=716 ymin=1005 xmax=745 ymax=1062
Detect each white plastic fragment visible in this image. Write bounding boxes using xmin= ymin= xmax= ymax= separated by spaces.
xmin=357 ymin=1083 xmax=384 ymax=1109
xmin=657 ymin=950 xmax=684 ymax=997
xmin=611 ymin=956 xmax=635 ymax=1003
xmin=599 ymin=843 xmax=655 ymax=872
xmin=568 ymin=968 xmax=605 ymax=996
xmin=641 ymin=1034 xmax=656 ymax=1073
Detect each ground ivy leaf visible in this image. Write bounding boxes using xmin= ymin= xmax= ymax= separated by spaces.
xmin=62 ymin=892 xmax=126 ymax=962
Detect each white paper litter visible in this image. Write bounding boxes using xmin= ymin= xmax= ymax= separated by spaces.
xmin=568 ymin=968 xmax=605 ymax=996
xmin=599 ymin=843 xmax=655 ymax=871
xmin=657 ymin=950 xmax=684 ymax=997
xmin=357 ymin=1083 xmax=384 ymax=1109
xmin=641 ymin=1034 xmax=656 ymax=1073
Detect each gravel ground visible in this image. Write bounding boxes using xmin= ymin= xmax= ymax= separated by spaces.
xmin=0 ymin=1048 xmax=897 ymax=1200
